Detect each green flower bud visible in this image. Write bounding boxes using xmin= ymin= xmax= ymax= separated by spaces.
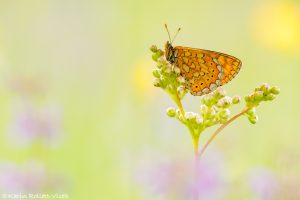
xmin=246 ymin=108 xmax=256 ymax=116
xmin=265 ymin=93 xmax=276 ymax=101
xmin=166 ymin=107 xmax=176 ymax=117
xmin=219 ymin=109 xmax=230 ymax=119
xmin=157 ymin=49 xmax=164 ymax=57
xmin=244 ymin=95 xmax=251 ymax=102
xmin=249 ymin=94 xmax=255 ymax=102
xmin=254 ymin=91 xmax=264 ymax=101
xmin=260 ymin=83 xmax=271 ymax=93
xmin=152 ymin=53 xmax=160 ymax=61
xmin=152 ymin=69 xmax=160 ymax=78
xmin=153 ymin=78 xmax=160 ymax=87
xmin=248 ymin=115 xmax=258 ymax=124
xmin=232 ymin=95 xmax=241 ymax=104
xmin=254 ymin=86 xmax=261 ymax=92
xmin=150 ymin=45 xmax=158 ymax=53
xmin=270 ymin=86 xmax=280 ymax=94
xmin=156 ymin=62 xmax=163 ymax=69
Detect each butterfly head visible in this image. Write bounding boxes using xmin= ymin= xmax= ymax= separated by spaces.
xmin=164 ymin=24 xmax=181 ymax=64
xmin=165 ymin=41 xmax=175 ymax=64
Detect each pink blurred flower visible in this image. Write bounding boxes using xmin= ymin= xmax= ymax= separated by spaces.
xmin=8 ymin=103 xmax=64 ymax=148
xmin=135 ymin=150 xmax=226 ymax=199
xmin=0 ymin=161 xmax=67 ymax=194
xmin=248 ymin=167 xmax=279 ymax=200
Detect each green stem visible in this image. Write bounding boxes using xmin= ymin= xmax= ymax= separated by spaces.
xmin=170 ymin=89 xmax=201 ymax=200
xmin=173 ymin=92 xmax=185 ymax=116
xmin=198 ymin=107 xmax=251 ymax=158
xmin=192 ymin=135 xmax=199 ymax=158
xmin=170 ymin=90 xmax=199 ymax=154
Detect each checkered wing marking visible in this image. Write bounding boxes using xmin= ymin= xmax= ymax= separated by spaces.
xmin=174 ymin=46 xmax=242 ymax=96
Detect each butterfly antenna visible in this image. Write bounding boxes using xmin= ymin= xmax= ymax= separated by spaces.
xmin=171 ymin=27 xmax=181 ymax=44
xmin=164 ymin=24 xmax=172 ymax=43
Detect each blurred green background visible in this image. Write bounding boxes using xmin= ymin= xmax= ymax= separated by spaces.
xmin=0 ymin=0 xmax=299 ymax=199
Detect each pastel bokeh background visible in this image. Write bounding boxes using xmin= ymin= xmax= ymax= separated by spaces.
xmin=0 ymin=0 xmax=299 ymax=199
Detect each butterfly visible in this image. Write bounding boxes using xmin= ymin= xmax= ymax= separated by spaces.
xmin=164 ymin=24 xmax=242 ymax=96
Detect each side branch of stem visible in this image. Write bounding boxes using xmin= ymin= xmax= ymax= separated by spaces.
xmin=198 ymin=107 xmax=251 ymax=157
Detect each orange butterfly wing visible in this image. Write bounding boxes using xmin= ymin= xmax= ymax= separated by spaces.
xmin=174 ymin=46 xmax=242 ymax=96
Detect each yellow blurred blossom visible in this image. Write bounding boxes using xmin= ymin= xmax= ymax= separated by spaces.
xmin=251 ymin=2 xmax=300 ymax=51
xmin=131 ymin=57 xmax=157 ymax=99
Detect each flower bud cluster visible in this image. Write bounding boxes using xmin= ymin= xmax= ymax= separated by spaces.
xmin=200 ymin=88 xmax=240 ymax=128
xmin=166 ymin=88 xmax=240 ymax=134
xmin=246 ymin=108 xmax=258 ymax=124
xmin=166 ymin=106 xmax=204 ymax=131
xmin=244 ymin=83 xmax=280 ymax=124
xmin=244 ymin=83 xmax=280 ymax=107
xmin=150 ymin=45 xmax=187 ymax=99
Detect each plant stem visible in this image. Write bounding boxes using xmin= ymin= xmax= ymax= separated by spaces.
xmin=192 ymin=136 xmax=199 ymax=159
xmin=198 ymin=107 xmax=251 ymax=157
xmin=171 ymin=90 xmax=201 ymax=200
xmin=192 ymin=135 xmax=200 ymax=200
xmin=174 ymin=92 xmax=185 ymax=116
xmin=171 ymin=91 xmax=193 ymax=132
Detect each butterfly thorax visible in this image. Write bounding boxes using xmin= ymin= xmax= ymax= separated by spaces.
xmin=165 ymin=41 xmax=177 ymax=64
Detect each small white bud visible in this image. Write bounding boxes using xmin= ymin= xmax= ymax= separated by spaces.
xmin=200 ymin=105 xmax=208 ymax=113
xmin=214 ymin=88 xmax=226 ymax=97
xmin=217 ymin=96 xmax=232 ymax=108
xmin=224 ymin=109 xmax=230 ymax=116
xmin=196 ymin=116 xmax=203 ymax=124
xmin=177 ymin=76 xmax=185 ymax=83
xmin=185 ymin=112 xmax=197 ymax=120
xmin=153 ymin=78 xmax=160 ymax=87
xmin=174 ymin=66 xmax=181 ymax=74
